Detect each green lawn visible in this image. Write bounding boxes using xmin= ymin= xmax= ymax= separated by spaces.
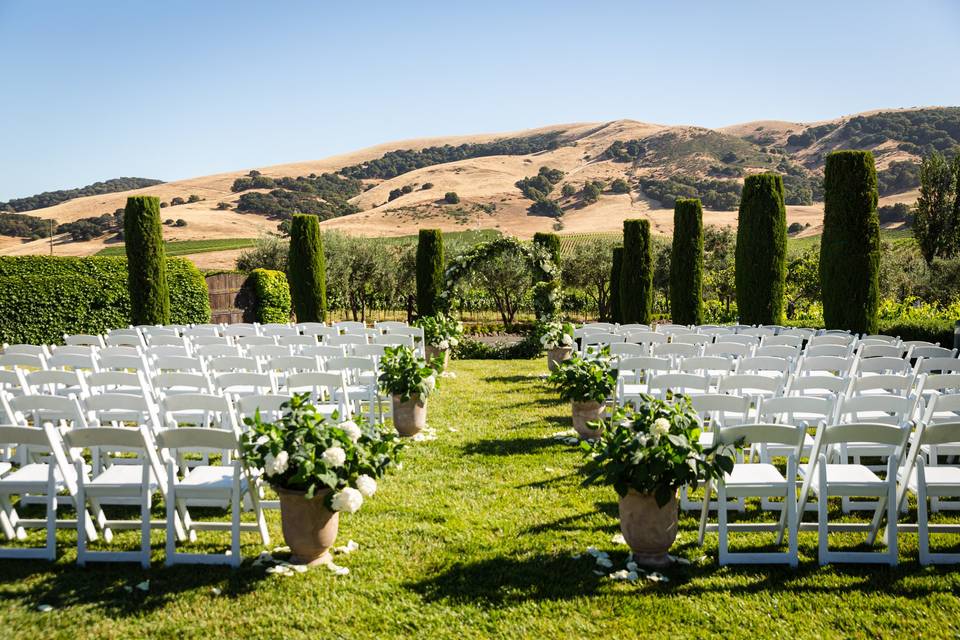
xmin=2 ymin=359 xmax=960 ymax=638
xmin=96 ymin=238 xmax=256 ymax=257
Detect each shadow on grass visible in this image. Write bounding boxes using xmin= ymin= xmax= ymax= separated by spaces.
xmin=482 ymin=375 xmax=541 ymax=384
xmin=461 ymin=436 xmax=564 ymax=457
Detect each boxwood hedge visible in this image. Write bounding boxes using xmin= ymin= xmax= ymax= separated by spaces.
xmin=0 ymin=255 xmax=210 ymax=345
xmin=249 ymin=268 xmax=292 ymax=324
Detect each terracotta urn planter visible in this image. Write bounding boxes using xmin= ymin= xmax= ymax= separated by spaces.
xmin=571 ymin=400 xmax=604 ymax=439
xmin=618 ymin=488 xmax=678 ymax=569
xmin=425 ymin=345 xmax=450 ymax=370
xmin=392 ymin=393 xmax=427 ymax=436
xmin=546 ymin=346 xmax=573 ymax=372
xmin=276 ymin=486 xmax=339 ymax=566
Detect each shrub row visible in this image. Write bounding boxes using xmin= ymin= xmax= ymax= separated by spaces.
xmin=0 ymin=256 xmax=209 ymax=345
xmin=249 ymin=269 xmax=292 ymax=324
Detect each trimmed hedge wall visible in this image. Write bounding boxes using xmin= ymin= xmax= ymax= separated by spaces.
xmin=0 ymin=256 xmax=209 ymax=345
xmin=820 ymin=150 xmax=880 ymax=334
xmin=670 ymin=198 xmax=704 ymax=325
xmin=609 ymin=246 xmax=623 ymax=323
xmin=735 ymin=173 xmax=787 ymax=325
xmin=619 ymin=219 xmax=653 ymax=324
xmin=249 ymin=269 xmax=292 ymax=324
xmin=533 ymin=232 xmax=562 ymax=266
xmin=288 ymin=214 xmax=327 ymax=323
xmin=124 ymin=195 xmax=170 ymax=325
xmin=416 ymin=229 xmax=444 ymax=317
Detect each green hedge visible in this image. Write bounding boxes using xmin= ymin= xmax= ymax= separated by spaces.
xmin=670 ymin=198 xmax=704 ymax=325
xmin=609 ymin=246 xmax=623 ymax=323
xmin=0 ymin=255 xmax=209 ymax=345
xmin=879 ymin=319 xmax=954 ymax=346
xmin=288 ymin=214 xmax=327 ymax=322
xmin=249 ymin=269 xmax=292 ymax=324
xmin=735 ymin=174 xmax=787 ymax=325
xmin=620 ymin=219 xmax=653 ymax=324
xmin=124 ymin=195 xmax=170 ymax=325
xmin=416 ymin=229 xmax=445 ymax=317
xmin=533 ymin=232 xmax=562 ymax=266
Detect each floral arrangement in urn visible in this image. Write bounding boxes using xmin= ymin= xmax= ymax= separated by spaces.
xmin=547 ymin=353 xmax=616 ymax=439
xmin=240 ymin=393 xmax=402 ymax=565
xmin=378 ymin=345 xmax=441 ymax=436
xmin=414 ymin=312 xmax=463 ymax=366
xmin=582 ymin=395 xmax=735 ymax=568
xmin=537 ymin=319 xmax=575 ymax=371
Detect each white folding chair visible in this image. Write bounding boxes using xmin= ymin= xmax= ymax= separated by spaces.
xmin=152 ymin=372 xmax=213 ymax=396
xmin=85 ymin=370 xmax=151 ymax=396
xmin=63 ymin=334 xmax=105 ymax=348
xmin=736 ymin=356 xmax=792 ymax=378
xmin=615 ymin=357 xmax=673 ymax=408
xmin=704 ymin=341 xmax=752 ymax=359
xmin=285 ymin=371 xmax=350 ymax=419
xmin=717 ymin=374 xmax=785 ymax=403
xmin=761 ymin=334 xmax=804 ymax=349
xmin=207 ymin=356 xmax=262 ymax=374
xmin=20 ymin=369 xmax=87 ymax=397
xmin=646 ymin=373 xmax=711 ymax=400
xmin=623 ymin=330 xmax=668 ymax=347
xmin=214 ymin=372 xmax=278 ymax=397
xmin=912 ymin=346 xmax=957 ymax=359
xmin=260 ymin=324 xmax=299 ymax=338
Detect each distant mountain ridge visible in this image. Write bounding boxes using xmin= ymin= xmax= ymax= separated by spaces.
xmin=0 ymin=177 xmax=164 ymax=213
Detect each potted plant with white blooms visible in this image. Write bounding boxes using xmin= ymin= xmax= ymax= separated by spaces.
xmin=538 ymin=318 xmax=575 ymax=372
xmin=240 ymin=393 xmax=402 ymax=566
xmin=414 ymin=312 xmax=463 ymax=369
xmin=378 ymin=345 xmax=441 ymax=437
xmin=582 ymin=395 xmax=735 ymax=569
xmin=547 ymin=352 xmax=616 ymax=439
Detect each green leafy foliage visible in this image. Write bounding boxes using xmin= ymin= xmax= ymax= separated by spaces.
xmin=57 ymin=210 xmax=123 ymax=241
xmin=0 ymin=255 xmax=208 ymax=344
xmin=444 ymin=192 xmax=460 ymax=205
xmin=547 ymin=354 xmax=617 ymax=403
xmin=619 ymin=219 xmax=652 ymax=323
xmin=124 ymin=195 xmax=170 ymax=325
xmin=0 ymin=177 xmax=163 ymax=213
xmin=580 ymin=181 xmax=602 ymax=204
xmin=670 ymin=198 xmax=704 ymax=325
xmin=735 ymin=174 xmax=787 ymax=324
xmin=378 ymin=346 xmax=443 ymax=401
xmin=610 ymin=178 xmax=630 ymax=194
xmin=0 ymin=212 xmax=54 ymax=239
xmin=413 ymin=312 xmax=463 ymax=349
xmin=913 ymin=152 xmax=960 ymax=263
xmin=249 ymin=268 xmax=291 ymax=323
xmin=820 ymin=151 xmax=880 ymax=334
xmin=878 ymin=160 xmax=921 ymax=196
xmin=609 ymin=246 xmax=623 ymax=323
xmin=416 ymin=229 xmax=445 ymax=317
xmin=288 ymin=214 xmax=327 ymax=322
xmin=639 ymin=175 xmax=741 ymax=211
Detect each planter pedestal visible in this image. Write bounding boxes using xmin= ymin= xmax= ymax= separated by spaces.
xmin=425 ymin=346 xmax=450 ymax=370
xmin=392 ymin=393 xmax=427 ymax=437
xmin=276 ymin=487 xmax=339 ymax=566
xmin=546 ymin=346 xmax=573 ymax=372
xmin=571 ymin=400 xmax=604 ymax=439
xmin=618 ymin=489 xmax=678 ymax=569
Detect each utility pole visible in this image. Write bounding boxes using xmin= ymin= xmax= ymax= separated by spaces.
xmin=48 ymin=218 xmax=53 ymax=255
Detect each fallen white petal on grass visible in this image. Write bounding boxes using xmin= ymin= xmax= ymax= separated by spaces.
xmin=326 ymin=562 xmax=350 ymax=576
xmin=611 ymin=533 xmax=626 ymax=545
xmin=136 ymin=580 xmax=150 ymax=592
xmin=266 ymin=565 xmax=295 ymax=577
xmin=544 ymin=467 xmax=556 ymax=473
xmin=669 ymin=555 xmax=691 ymax=566
xmin=210 ymin=587 xmax=222 ymax=596
xmin=609 ymin=570 xmax=640 ymax=582
xmin=596 ymin=557 xmax=613 ymax=568
xmin=564 ymin=437 xmax=579 ymax=445
xmin=36 ymin=604 xmax=54 ymax=613
xmin=550 ymin=430 xmax=577 ymax=440
xmin=272 ymin=546 xmax=290 ymax=554
xmin=448 ymin=427 xmax=459 ymax=432
xmin=647 ymin=572 xmax=669 ymax=583
xmin=440 ymin=371 xmax=457 ymax=379
xmin=412 ymin=427 xmax=439 ymax=442
xmin=334 ymin=539 xmax=359 ymax=555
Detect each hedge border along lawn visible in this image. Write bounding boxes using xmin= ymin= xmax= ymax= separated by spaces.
xmin=416 ymin=228 xmax=445 ymax=317
xmin=821 ymin=150 xmax=881 ymax=335
xmin=288 ymin=214 xmax=327 ymax=323
xmin=670 ymin=198 xmax=704 ymax=325
xmin=1 ymin=359 xmax=959 ymax=639
xmin=249 ymin=268 xmax=292 ymax=324
xmin=0 ymin=255 xmax=209 ymax=345
xmin=619 ymin=219 xmax=653 ymax=324
xmin=735 ymin=173 xmax=787 ymax=325
xmin=124 ymin=195 xmax=170 ymax=325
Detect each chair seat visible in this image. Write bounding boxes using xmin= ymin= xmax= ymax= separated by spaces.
xmin=177 ymin=465 xmax=245 ymax=493
xmin=87 ymin=464 xmax=158 ymax=494
xmin=0 ymin=461 xmax=10 ymax=476
xmin=723 ymin=463 xmax=788 ymax=497
xmin=0 ymin=463 xmax=70 ymax=492
xmin=621 ymin=384 xmax=645 ymax=397
xmin=811 ymin=464 xmax=888 ymax=496
xmin=906 ymin=466 xmax=960 ymax=496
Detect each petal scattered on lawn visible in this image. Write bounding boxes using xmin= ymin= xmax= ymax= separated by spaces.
xmin=37 ymin=604 xmax=53 ymax=613
xmin=326 ymin=562 xmax=350 ymax=576
xmin=412 ymin=427 xmax=438 ymax=442
xmin=596 ymin=557 xmax=613 ymax=568
xmin=272 ymin=546 xmax=290 ymax=554
xmin=551 ymin=430 xmax=577 ymax=440
xmin=611 ymin=533 xmax=626 ymax=545
xmin=136 ymin=580 xmax=150 ymax=592
xmin=647 ymin=572 xmax=669 ymax=583
xmin=592 ymin=570 xmax=605 ymax=576
xmin=210 ymin=587 xmax=222 ymax=596
xmin=334 ymin=539 xmax=359 ymax=555
xmin=448 ymin=428 xmax=458 ymax=432
xmin=544 ymin=467 xmax=556 ymax=473
xmin=626 ymin=561 xmax=639 ymax=572
xmin=609 ymin=570 xmax=639 ymax=582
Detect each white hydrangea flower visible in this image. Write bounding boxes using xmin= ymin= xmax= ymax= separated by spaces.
xmin=561 ymin=333 xmax=573 ymax=346
xmin=355 ymin=474 xmax=377 ymax=497
xmin=321 ymin=446 xmax=346 ymax=468
xmin=331 ymin=487 xmax=363 ymax=513
xmin=437 ymin=339 xmax=450 ymax=350
xmin=651 ymin=418 xmax=671 ymax=437
xmin=264 ymin=450 xmax=289 ymax=477
xmin=255 ymin=435 xmax=270 ymax=447
xmin=339 ymin=420 xmax=362 ymax=442
xmin=424 ymin=375 xmax=436 ymax=391
xmin=448 ymin=337 xmax=459 ymax=347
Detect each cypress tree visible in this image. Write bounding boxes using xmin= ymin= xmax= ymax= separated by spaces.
xmin=609 ymin=246 xmax=623 ymax=323
xmin=533 ymin=232 xmax=562 ymax=266
xmin=416 ymin=229 xmax=444 ymax=317
xmin=820 ymin=150 xmax=880 ymax=334
xmin=670 ymin=198 xmax=704 ymax=325
xmin=735 ymin=173 xmax=787 ymax=325
xmin=619 ymin=219 xmax=653 ymax=324
xmin=124 ymin=195 xmax=170 ymax=325
xmin=287 ymin=214 xmax=327 ymax=322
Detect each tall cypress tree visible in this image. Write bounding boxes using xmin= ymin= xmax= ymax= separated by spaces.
xmin=533 ymin=232 xmax=561 ymax=266
xmin=287 ymin=214 xmax=327 ymax=323
xmin=820 ymin=150 xmax=880 ymax=334
xmin=416 ymin=229 xmax=444 ymax=317
xmin=670 ymin=198 xmax=704 ymax=325
xmin=609 ymin=246 xmax=623 ymax=323
xmin=619 ymin=219 xmax=653 ymax=324
xmin=124 ymin=195 xmax=170 ymax=325
xmin=735 ymin=173 xmax=787 ymax=325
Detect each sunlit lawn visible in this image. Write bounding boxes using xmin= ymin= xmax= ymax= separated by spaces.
xmin=1 ymin=359 xmax=959 ymax=638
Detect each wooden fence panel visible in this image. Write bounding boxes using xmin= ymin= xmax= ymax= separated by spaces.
xmin=206 ymin=273 xmax=256 ymax=325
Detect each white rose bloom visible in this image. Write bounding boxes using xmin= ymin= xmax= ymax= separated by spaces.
xmin=321 ymin=446 xmax=347 ymax=468
xmin=355 ymin=474 xmax=377 ymax=498
xmin=255 ymin=435 xmax=270 ymax=447
xmin=331 ymin=487 xmax=364 ymax=513
xmin=265 ymin=450 xmax=289 ymax=477
xmin=339 ymin=420 xmax=362 ymax=442
xmin=651 ymin=418 xmax=671 ymax=437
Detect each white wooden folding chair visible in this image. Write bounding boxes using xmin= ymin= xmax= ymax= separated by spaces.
xmin=214 ymin=372 xmax=278 ymax=397
xmin=326 ymin=356 xmax=380 ymax=423
xmin=646 ymin=373 xmax=711 ymax=400
xmin=761 ymin=334 xmax=804 ymax=349
xmin=260 ymin=324 xmax=299 ymax=338
xmin=222 ymin=323 xmax=261 ymax=339
xmin=235 ymin=335 xmax=277 ymax=349
xmin=285 ymin=371 xmax=351 ymax=420
xmin=698 ymin=422 xmax=804 ymax=566
xmin=704 ymin=341 xmax=752 ymax=359
xmin=207 ymin=356 xmax=262 ymax=374
xmin=0 ymin=425 xmax=63 ymax=559
xmin=152 ymin=372 xmax=213 ymax=396
xmin=20 ymin=369 xmax=87 ymax=397
xmin=806 ymin=344 xmax=856 ymax=358
xmin=685 ymin=393 xmax=751 ymax=513
xmin=622 ymin=330 xmax=668 ymax=347
xmin=736 ymin=356 xmax=792 ymax=378
xmin=912 ymin=346 xmax=957 ymax=359
xmin=615 ymin=357 xmax=673 ymax=408
xmin=717 ymin=373 xmax=785 ymax=404
xmin=63 ymin=334 xmax=105 ymax=348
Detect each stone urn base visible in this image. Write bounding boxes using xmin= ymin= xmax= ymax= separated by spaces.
xmin=276 ymin=487 xmax=339 ymax=566
xmin=546 ymin=346 xmax=573 ymax=372
xmin=392 ymin=393 xmax=427 ymax=437
xmin=425 ymin=345 xmax=450 ymax=370
xmin=571 ymin=400 xmax=604 ymax=439
xmin=618 ymin=489 xmax=678 ymax=569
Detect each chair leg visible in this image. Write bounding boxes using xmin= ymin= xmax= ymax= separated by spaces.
xmin=141 ymin=490 xmax=151 ymax=569
xmin=0 ymin=495 xmax=21 ymax=540
xmin=918 ymin=463 xmax=930 ymax=566
xmin=231 ymin=467 xmax=242 ymax=568
xmin=697 ymin=479 xmax=711 ymax=546
xmin=886 ymin=470 xmax=898 ymax=566
xmin=76 ymin=482 xmax=87 ymax=567
xmin=717 ymin=482 xmax=728 ymax=566
xmin=46 ymin=468 xmax=58 ymax=561
xmin=817 ymin=460 xmax=829 ymax=565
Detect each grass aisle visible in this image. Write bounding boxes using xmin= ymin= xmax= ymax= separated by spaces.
xmin=1 ymin=359 xmax=960 ymax=638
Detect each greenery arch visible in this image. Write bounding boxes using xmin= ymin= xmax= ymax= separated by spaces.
xmin=440 ymin=237 xmax=561 ymax=322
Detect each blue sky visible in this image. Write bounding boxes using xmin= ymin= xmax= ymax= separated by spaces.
xmin=1 ymin=0 xmax=959 ymax=200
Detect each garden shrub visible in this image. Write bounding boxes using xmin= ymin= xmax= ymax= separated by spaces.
xmin=288 ymin=214 xmax=327 ymax=322
xmin=0 ymin=256 xmax=209 ymax=345
xmin=820 ymin=150 xmax=880 ymax=334
xmin=416 ymin=229 xmax=444 ymax=317
xmin=609 ymin=246 xmax=623 ymax=323
xmin=735 ymin=173 xmax=787 ymax=325
xmin=670 ymin=198 xmax=704 ymax=325
xmin=533 ymin=232 xmax=561 ymax=266
xmin=124 ymin=195 xmax=170 ymax=325
xmin=249 ymin=268 xmax=292 ymax=323
xmin=619 ymin=219 xmax=652 ymax=323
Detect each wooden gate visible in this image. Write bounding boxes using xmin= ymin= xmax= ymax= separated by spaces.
xmin=206 ymin=272 xmax=256 ymax=325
